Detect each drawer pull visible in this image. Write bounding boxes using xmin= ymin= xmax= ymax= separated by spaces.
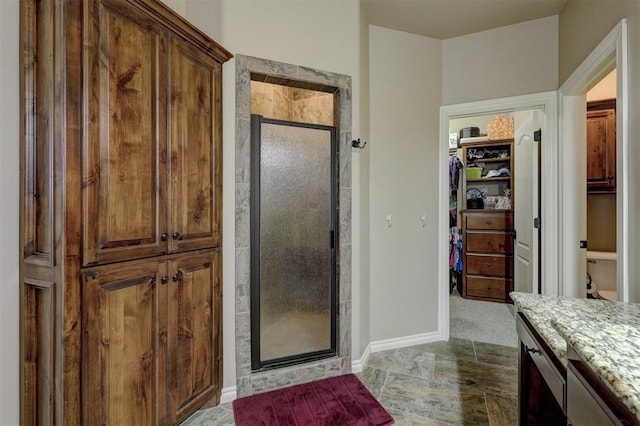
xmin=525 ymin=346 xmax=540 ymax=355
xmin=486 ymin=263 xmax=492 ymax=268
xmin=485 ymin=221 xmax=492 ymax=225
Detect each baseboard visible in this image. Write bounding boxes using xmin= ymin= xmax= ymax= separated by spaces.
xmin=351 ymin=344 xmax=371 ymax=373
xmin=220 ymin=386 xmax=237 ymax=404
xmin=369 ymin=331 xmax=443 ymax=353
xmin=351 ymin=331 xmax=444 ymax=373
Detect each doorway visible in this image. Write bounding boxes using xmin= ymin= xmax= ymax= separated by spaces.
xmin=438 ymin=92 xmax=558 ymax=341
xmin=250 ymin=115 xmax=337 ymax=370
xmin=558 ymin=19 xmax=628 ymax=301
xmin=233 ymin=55 xmax=353 ymax=399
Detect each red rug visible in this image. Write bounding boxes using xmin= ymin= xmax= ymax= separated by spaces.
xmin=233 ymin=373 xmax=394 ymax=426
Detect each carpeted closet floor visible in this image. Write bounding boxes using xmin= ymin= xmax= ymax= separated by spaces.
xmin=182 ymin=295 xmax=519 ymax=425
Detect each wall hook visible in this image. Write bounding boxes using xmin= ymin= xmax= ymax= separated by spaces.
xmin=352 ymin=138 xmax=367 ymax=149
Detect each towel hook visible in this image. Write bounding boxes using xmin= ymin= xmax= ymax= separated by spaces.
xmin=352 ymin=138 xmax=367 ymax=149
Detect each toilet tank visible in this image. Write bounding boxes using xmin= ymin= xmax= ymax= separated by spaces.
xmin=586 ymin=251 xmax=617 ymax=294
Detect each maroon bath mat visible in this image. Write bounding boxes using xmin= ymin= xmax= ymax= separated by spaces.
xmin=232 ymin=373 xmax=394 ymax=426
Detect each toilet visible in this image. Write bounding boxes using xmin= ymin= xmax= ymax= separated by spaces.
xmin=587 ymin=251 xmax=617 ymax=301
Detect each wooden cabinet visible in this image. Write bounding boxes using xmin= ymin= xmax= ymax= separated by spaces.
xmin=567 ymin=347 xmax=637 ymax=425
xmin=20 ymin=0 xmax=232 ymax=424
xmin=167 ymin=252 xmax=222 ymax=423
xmin=516 ymin=310 xmax=637 ymax=425
xmin=82 ymin=250 xmax=221 ymax=425
xmin=462 ymin=210 xmax=514 ymax=303
xmin=82 ymin=260 xmax=169 ymax=425
xmin=83 ymin=1 xmax=224 ymax=266
xmin=516 ymin=313 xmax=567 ymax=425
xmin=587 ymin=99 xmax=616 ymax=193
xmin=462 ymin=139 xmax=514 ymax=210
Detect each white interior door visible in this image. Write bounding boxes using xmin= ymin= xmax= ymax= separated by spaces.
xmin=513 ymin=110 xmax=540 ymax=293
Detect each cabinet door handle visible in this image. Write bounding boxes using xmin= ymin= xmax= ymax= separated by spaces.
xmin=160 ymin=275 xmax=168 ymax=284
xmin=161 ymin=233 xmax=169 ymax=241
xmin=172 ymin=232 xmax=181 ymax=240
xmin=172 ymin=273 xmax=180 ymax=282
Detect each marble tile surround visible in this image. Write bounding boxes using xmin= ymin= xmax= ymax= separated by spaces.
xmin=234 ymin=55 xmax=352 ymax=397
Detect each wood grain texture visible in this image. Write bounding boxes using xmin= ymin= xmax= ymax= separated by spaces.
xmin=83 ymin=0 xmax=168 ymax=265
xmin=82 ymin=260 xmax=167 ymax=425
xmin=22 ymin=279 xmax=56 ymax=426
xmin=586 ymin=108 xmax=616 ymax=193
xmin=465 ymin=232 xmax=513 ymax=254
xmin=168 ymin=250 xmax=221 ymax=424
xmin=462 ymin=210 xmax=514 ymax=303
xmin=21 ymin=0 xmax=229 ymax=423
xmin=169 ymin=38 xmax=221 ymax=252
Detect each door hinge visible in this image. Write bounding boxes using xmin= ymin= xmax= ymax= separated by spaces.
xmin=534 ymin=217 xmax=541 ymax=229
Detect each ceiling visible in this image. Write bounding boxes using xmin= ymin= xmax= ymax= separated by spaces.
xmin=362 ymin=0 xmax=568 ymax=40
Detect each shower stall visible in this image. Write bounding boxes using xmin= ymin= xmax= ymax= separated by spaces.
xmin=250 ymin=115 xmax=337 ymax=371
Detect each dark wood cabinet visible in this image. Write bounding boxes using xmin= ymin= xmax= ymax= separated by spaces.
xmin=82 ymin=259 xmax=169 ymax=425
xmin=167 ymin=251 xmax=222 ymax=424
xmin=20 ymin=0 xmax=232 ymax=423
xmin=462 ymin=210 xmax=514 ymax=303
xmin=516 ymin=310 xmax=637 ymax=425
xmin=587 ymin=99 xmax=616 ymax=193
xmin=516 ymin=313 xmax=567 ymax=426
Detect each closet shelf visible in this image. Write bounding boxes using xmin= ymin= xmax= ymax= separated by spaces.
xmin=468 ymin=157 xmax=511 ymax=163
xmin=467 ymin=177 xmax=511 ymax=182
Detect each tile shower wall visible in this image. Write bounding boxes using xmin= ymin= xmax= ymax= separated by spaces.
xmin=236 ymin=55 xmax=352 ymax=397
xmin=250 ymin=81 xmax=334 ymax=126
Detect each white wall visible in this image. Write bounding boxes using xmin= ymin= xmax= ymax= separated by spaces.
xmin=442 ymin=16 xmax=559 ymax=105
xmin=369 ymin=25 xmax=441 ymax=341
xmin=185 ymin=0 xmax=363 ymax=389
xmin=0 ymin=0 xmax=20 ymax=423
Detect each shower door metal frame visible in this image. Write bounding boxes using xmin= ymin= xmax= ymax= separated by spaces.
xmin=250 ymin=114 xmax=338 ymax=371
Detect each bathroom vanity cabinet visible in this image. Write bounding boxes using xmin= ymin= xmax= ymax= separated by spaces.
xmin=587 ymin=99 xmax=616 ymax=193
xmin=512 ymin=292 xmax=640 ymax=426
xmin=20 ymin=0 xmax=231 ymax=424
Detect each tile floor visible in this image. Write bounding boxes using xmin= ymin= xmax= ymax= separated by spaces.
xmin=181 ymin=338 xmax=518 ymax=425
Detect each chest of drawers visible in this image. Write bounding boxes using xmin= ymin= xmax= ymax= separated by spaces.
xmin=462 ymin=210 xmax=514 ymax=303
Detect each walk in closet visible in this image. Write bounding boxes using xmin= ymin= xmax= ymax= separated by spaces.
xmin=448 ymin=113 xmax=536 ymax=303
xmin=20 ymin=1 xmax=232 ymax=424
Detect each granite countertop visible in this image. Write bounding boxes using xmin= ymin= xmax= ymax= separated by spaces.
xmin=510 ymin=291 xmax=640 ymax=421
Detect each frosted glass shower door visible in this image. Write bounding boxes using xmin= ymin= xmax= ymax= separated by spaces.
xmin=250 ymin=115 xmax=337 ymax=370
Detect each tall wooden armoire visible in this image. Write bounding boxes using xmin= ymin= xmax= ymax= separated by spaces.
xmin=20 ymin=0 xmax=232 ymax=424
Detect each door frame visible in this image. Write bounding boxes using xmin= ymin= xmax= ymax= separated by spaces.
xmin=438 ymin=92 xmax=558 ymax=340
xmin=558 ymin=19 xmax=628 ymax=301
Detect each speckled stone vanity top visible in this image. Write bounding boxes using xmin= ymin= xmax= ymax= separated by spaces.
xmin=510 ymin=291 xmax=640 ymax=421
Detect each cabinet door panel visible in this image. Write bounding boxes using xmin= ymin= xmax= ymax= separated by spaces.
xmin=83 ymin=0 xmax=168 ymax=265
xmin=586 ymin=109 xmax=615 ymax=191
xmin=168 ymin=251 xmax=221 ymax=423
xmin=82 ymin=260 xmax=168 ymax=425
xmin=169 ymin=38 xmax=221 ymax=252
